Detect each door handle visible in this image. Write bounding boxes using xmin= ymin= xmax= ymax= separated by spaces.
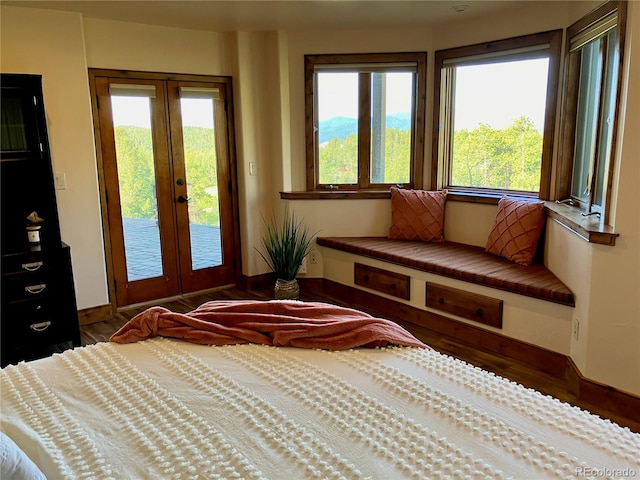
xmin=177 ymin=195 xmax=190 ymax=203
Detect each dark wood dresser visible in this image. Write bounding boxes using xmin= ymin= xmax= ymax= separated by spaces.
xmin=1 ymin=73 xmax=81 ymax=366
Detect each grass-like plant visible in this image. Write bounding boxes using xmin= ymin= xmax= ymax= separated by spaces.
xmin=256 ymin=208 xmax=316 ymax=281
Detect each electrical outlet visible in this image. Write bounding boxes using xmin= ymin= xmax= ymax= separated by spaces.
xmin=309 ymin=250 xmax=318 ymax=264
xmin=573 ymin=318 xmax=580 ymax=341
xmin=298 ymin=257 xmax=307 ymax=274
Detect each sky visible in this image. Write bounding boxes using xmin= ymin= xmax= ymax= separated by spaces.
xmin=112 ymin=58 xmax=549 ymax=132
xmin=316 ymin=58 xmax=549 ymax=132
xmin=111 ymin=97 xmax=214 ymax=129
xmin=453 ymin=58 xmax=549 ymax=132
xmin=317 ymin=72 xmax=413 ymax=121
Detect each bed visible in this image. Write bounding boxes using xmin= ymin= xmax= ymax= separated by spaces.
xmin=1 ymin=300 xmax=639 ymax=479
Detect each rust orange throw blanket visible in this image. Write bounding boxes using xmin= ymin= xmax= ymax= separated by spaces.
xmin=110 ymin=300 xmax=428 ymax=350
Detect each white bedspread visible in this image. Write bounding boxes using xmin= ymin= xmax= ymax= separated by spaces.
xmin=1 ymin=338 xmax=638 ymax=479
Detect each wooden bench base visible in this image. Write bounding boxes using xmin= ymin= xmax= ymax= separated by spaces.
xmin=316 ymin=237 xmax=574 ymax=307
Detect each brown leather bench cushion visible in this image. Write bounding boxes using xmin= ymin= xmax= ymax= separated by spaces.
xmin=316 ymin=237 xmax=574 ymax=307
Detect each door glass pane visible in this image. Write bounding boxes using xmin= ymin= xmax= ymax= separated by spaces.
xmin=111 ymin=93 xmax=163 ymax=281
xmin=317 ymin=72 xmax=358 ymax=185
xmin=180 ymin=96 xmax=222 ymax=270
xmin=450 ymin=57 xmax=549 ymax=192
xmin=370 ymin=72 xmax=412 ymax=184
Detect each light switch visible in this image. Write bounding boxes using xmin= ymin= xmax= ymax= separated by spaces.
xmin=54 ymin=173 xmax=67 ymax=190
xmin=249 ymin=162 xmax=257 ymax=176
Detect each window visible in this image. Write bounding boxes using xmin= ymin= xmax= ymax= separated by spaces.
xmin=305 ymin=53 xmax=426 ymax=191
xmin=558 ymin=1 xmax=626 ymax=222
xmin=432 ymin=31 xmax=562 ymax=198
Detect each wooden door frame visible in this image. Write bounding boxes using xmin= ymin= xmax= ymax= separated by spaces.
xmin=88 ymin=68 xmax=243 ymax=311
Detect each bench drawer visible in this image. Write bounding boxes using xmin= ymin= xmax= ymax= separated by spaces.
xmin=426 ymin=282 xmax=503 ymax=328
xmin=354 ymin=263 xmax=410 ymax=300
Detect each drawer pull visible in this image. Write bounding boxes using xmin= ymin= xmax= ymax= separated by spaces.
xmin=30 ymin=321 xmax=51 ymax=332
xmin=25 ymin=284 xmax=47 ymax=294
xmin=390 ymin=283 xmax=396 ymax=290
xmin=22 ymin=261 xmax=44 ymax=272
xmin=438 ymin=297 xmax=445 ymax=305
xmin=476 ymin=308 xmax=484 ymax=317
xmin=363 ymin=275 xmax=369 ymax=282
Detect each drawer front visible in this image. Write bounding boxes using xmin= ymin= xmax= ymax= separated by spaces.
xmin=2 ymin=253 xmax=52 ymax=276
xmin=2 ymin=273 xmax=53 ymax=301
xmin=2 ymin=298 xmax=63 ymax=347
xmin=354 ymin=263 xmax=410 ymax=300
xmin=426 ymin=282 xmax=503 ymax=328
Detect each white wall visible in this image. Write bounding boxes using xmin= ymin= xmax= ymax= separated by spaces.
xmin=0 ymin=6 xmax=107 ymax=309
xmin=83 ymin=18 xmax=231 ymax=75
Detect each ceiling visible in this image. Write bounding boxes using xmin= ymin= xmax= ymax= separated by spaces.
xmin=2 ymin=0 xmax=536 ymax=32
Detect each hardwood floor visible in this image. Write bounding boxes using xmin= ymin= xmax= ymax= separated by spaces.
xmin=80 ymin=283 xmax=640 ymax=433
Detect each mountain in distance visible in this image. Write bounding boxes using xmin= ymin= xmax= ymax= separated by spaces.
xmin=319 ymin=113 xmax=411 ymax=143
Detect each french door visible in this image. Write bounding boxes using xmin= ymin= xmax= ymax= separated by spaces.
xmin=91 ymin=71 xmax=240 ymax=307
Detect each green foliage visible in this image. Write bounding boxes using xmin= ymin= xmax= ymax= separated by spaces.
xmin=114 ymin=126 xmax=156 ymax=219
xmin=183 ymin=127 xmax=219 ymax=227
xmin=318 ymin=128 xmax=410 ymax=184
xmin=256 ymin=208 xmax=316 ymax=281
xmin=114 ymin=125 xmax=220 ymax=226
xmin=318 ymin=117 xmax=542 ymax=191
xmin=451 ymin=116 xmax=542 ymax=191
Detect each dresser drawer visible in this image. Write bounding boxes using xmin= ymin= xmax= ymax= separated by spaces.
xmin=354 ymin=263 xmax=410 ymax=300
xmin=2 ymin=253 xmax=52 ymax=276
xmin=426 ymin=282 xmax=503 ymax=328
xmin=2 ymin=273 xmax=53 ymax=301
xmin=2 ymin=298 xmax=63 ymax=347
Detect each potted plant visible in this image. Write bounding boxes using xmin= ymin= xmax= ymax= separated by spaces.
xmin=256 ymin=207 xmax=316 ymax=300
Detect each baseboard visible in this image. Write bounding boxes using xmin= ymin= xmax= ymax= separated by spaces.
xmin=319 ymin=278 xmax=567 ymax=378
xmin=242 ymin=272 xmax=275 ymax=290
xmin=78 ymin=304 xmax=113 ymax=326
xmin=566 ymin=357 xmax=640 ymax=424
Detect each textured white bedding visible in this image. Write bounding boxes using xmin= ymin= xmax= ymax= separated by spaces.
xmin=1 ymin=338 xmax=638 ymax=479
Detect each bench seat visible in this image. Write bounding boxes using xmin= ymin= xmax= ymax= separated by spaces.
xmin=316 ymin=236 xmax=575 ymax=307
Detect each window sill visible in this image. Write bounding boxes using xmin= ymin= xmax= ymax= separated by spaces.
xmin=544 ymin=201 xmax=618 ymax=246
xmin=280 ymin=190 xmax=531 ymax=202
xmin=280 ymin=190 xmax=392 ymax=200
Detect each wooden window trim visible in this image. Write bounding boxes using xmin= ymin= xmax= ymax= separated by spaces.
xmin=304 ymin=52 xmax=426 ymax=192
xmin=431 ymin=30 xmax=563 ymax=200
xmin=555 ymin=1 xmax=627 ymax=226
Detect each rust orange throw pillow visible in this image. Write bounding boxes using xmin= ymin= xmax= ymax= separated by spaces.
xmin=486 ymin=196 xmax=545 ymax=266
xmin=389 ymin=188 xmax=447 ymax=242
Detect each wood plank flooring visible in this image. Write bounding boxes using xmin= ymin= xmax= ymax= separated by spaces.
xmin=80 ymin=284 xmax=640 ymax=433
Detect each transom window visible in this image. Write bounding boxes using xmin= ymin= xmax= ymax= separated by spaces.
xmin=305 ymin=53 xmax=426 ymax=191
xmin=432 ymin=31 xmax=562 ymax=198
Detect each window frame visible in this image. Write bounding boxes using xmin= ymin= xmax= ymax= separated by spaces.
xmin=556 ymin=1 xmax=626 ymax=224
xmin=304 ymin=52 xmax=427 ymax=192
xmin=431 ymin=30 xmax=563 ymax=200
